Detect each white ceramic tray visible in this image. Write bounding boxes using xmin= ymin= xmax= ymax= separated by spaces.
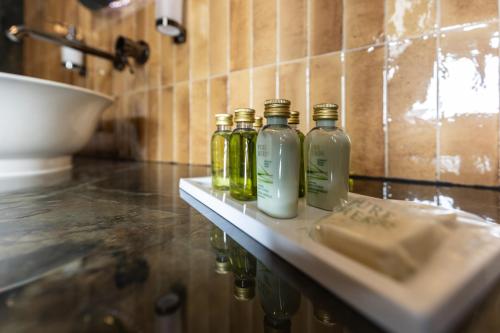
xmin=179 ymin=177 xmax=500 ymax=333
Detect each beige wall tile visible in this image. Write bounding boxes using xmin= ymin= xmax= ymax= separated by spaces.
xmin=189 ymin=80 xmax=209 ymax=165
xmin=280 ymin=0 xmax=307 ymax=61
xmin=209 ymin=0 xmax=228 ymax=75
xmin=279 ymin=61 xmax=307 ymax=131
xmin=253 ymin=0 xmax=276 ymax=66
xmin=174 ymin=83 xmax=190 ymax=163
xmin=386 ymin=0 xmax=436 ymax=40
xmin=159 ymin=87 xmax=174 ymax=162
xmin=175 ymin=0 xmax=190 ymax=82
xmin=161 ymin=35 xmax=174 ymax=86
xmin=189 ymin=0 xmax=209 ymax=80
xmin=229 ymin=70 xmax=250 ymax=111
xmin=253 ymin=66 xmax=277 ymax=117
xmin=345 ymin=46 xmax=385 ymax=177
xmin=311 ymin=0 xmax=342 ymax=55
xmin=129 ymin=91 xmax=149 ymax=160
xmin=387 ymin=37 xmax=437 ymax=181
xmin=145 ymin=2 xmax=161 ymax=87
xmin=146 ymin=88 xmax=160 ymax=161
xmin=230 ymin=0 xmax=251 ymax=71
xmin=441 ymin=0 xmax=498 ymax=28
xmin=439 ymin=24 xmax=499 ymax=186
xmin=310 ymin=53 xmax=342 ymax=118
xmin=210 ymin=76 xmax=228 ymax=117
xmin=344 ymin=0 xmax=385 ymax=49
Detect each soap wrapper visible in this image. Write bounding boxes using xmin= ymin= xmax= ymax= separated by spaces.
xmin=311 ymin=195 xmax=457 ymax=281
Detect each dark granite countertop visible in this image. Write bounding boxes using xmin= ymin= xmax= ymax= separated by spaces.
xmin=0 ymin=158 xmax=499 ymax=333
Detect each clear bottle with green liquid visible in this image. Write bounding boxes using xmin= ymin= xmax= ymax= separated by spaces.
xmin=211 ymin=114 xmax=233 ymax=190
xmin=229 ymin=108 xmax=258 ymax=201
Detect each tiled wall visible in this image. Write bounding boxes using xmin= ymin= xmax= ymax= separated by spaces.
xmin=23 ymin=0 xmax=500 ymax=187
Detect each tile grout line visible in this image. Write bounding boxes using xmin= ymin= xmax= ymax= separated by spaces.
xmin=383 ymin=0 xmax=389 ymax=178
xmin=249 ymin=0 xmax=254 ymax=108
xmin=226 ymin=0 xmax=231 ymax=112
xmin=497 ymin=0 xmax=500 ymax=185
xmin=207 ymin=0 xmax=212 ymax=164
xmin=436 ymin=0 xmax=442 ymax=182
xmin=341 ymin=0 xmax=346 ymax=129
xmin=305 ymin=0 xmax=311 ymax=130
xmin=275 ymin=0 xmax=280 ymax=97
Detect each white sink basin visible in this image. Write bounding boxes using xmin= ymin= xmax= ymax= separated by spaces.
xmin=0 ymin=72 xmax=113 ymax=177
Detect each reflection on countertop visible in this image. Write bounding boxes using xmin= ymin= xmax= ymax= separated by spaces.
xmin=0 ymin=158 xmax=499 ymax=332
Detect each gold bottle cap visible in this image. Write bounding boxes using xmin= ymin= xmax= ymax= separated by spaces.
xmin=264 ymin=99 xmax=291 ymax=118
xmin=253 ymin=116 xmax=263 ymax=129
xmin=234 ymin=108 xmax=256 ymax=123
xmin=215 ymin=113 xmax=233 ymax=126
xmin=313 ymin=103 xmax=339 ymax=121
xmin=215 ymin=259 xmax=231 ymax=274
xmin=233 ymin=285 xmax=255 ymax=301
xmin=313 ymin=307 xmax=336 ymax=326
xmin=288 ymin=111 xmax=300 ymax=124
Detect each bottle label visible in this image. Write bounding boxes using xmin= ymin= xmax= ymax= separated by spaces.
xmin=257 ymin=143 xmax=273 ymax=199
xmin=307 ymin=144 xmax=329 ymax=194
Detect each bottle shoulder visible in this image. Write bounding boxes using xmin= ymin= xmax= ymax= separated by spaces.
xmin=305 ymin=127 xmax=351 ymax=145
xmin=258 ymin=126 xmax=300 ymax=143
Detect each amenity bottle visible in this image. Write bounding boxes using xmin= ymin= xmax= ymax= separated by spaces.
xmin=256 ymin=99 xmax=300 ymax=218
xmin=211 ymin=114 xmax=233 ymax=190
xmin=229 ymin=108 xmax=258 ymax=201
xmin=304 ymin=103 xmax=351 ymax=211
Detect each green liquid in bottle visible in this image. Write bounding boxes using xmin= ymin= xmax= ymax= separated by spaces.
xmin=211 ymin=127 xmax=232 ymax=190
xmin=229 ymin=126 xmax=257 ymax=201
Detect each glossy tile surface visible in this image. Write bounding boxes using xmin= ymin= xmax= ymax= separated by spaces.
xmin=310 ymin=53 xmax=343 ymax=115
xmin=345 ymin=46 xmax=385 ymax=177
xmin=0 ymin=159 xmax=499 ymax=332
xmin=344 ymin=0 xmax=385 ymax=49
xmin=441 ymin=0 xmax=498 ymax=28
xmin=386 ymin=0 xmax=436 ymax=40
xmin=23 ymin=0 xmax=500 ymax=187
xmin=387 ymin=36 xmax=437 ymax=180
xmin=279 ymin=0 xmax=307 ymax=61
xmin=311 ymin=0 xmax=343 ymax=55
xmin=438 ymin=23 xmax=499 ymax=185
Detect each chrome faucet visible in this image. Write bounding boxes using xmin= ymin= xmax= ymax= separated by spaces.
xmin=6 ymin=24 xmax=149 ymax=72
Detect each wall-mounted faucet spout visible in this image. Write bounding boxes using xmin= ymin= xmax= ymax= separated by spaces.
xmin=6 ymin=25 xmax=149 ymax=72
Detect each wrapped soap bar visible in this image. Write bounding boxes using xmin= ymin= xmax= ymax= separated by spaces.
xmin=312 ymin=195 xmax=456 ymax=281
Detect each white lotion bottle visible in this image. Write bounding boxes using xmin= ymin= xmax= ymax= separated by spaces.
xmin=257 ymin=99 xmax=300 ymax=219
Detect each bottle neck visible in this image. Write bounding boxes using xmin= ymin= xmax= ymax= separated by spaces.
xmin=316 ymin=119 xmax=337 ymax=127
xmin=266 ymin=116 xmax=288 ymax=125
xmin=289 ymin=123 xmax=298 ymax=129
xmin=217 ymin=125 xmax=232 ymax=131
xmin=236 ymin=122 xmax=254 ymax=129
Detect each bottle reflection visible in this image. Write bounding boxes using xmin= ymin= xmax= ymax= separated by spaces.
xmin=257 ymin=261 xmax=301 ymax=333
xmin=228 ymin=237 xmax=257 ymax=301
xmin=209 ymin=225 xmax=232 ymax=274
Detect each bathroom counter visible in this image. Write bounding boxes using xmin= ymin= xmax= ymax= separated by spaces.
xmin=0 ymin=158 xmax=499 ymax=333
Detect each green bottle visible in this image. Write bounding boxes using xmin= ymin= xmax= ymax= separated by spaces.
xmin=229 ymin=108 xmax=258 ymax=201
xmin=228 ymin=237 xmax=257 ymax=301
xmin=288 ymin=111 xmax=305 ymax=198
xmin=211 ymin=114 xmax=233 ymax=190
xmin=209 ymin=225 xmax=231 ymax=274
xmin=257 ymin=260 xmax=301 ymax=333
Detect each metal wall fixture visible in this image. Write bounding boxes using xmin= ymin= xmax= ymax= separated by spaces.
xmin=6 ymin=24 xmax=150 ymax=73
xmin=155 ymin=0 xmax=186 ymax=44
